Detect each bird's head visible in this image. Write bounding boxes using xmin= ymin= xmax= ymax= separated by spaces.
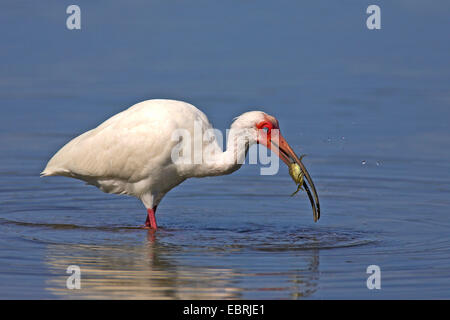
xmin=232 ymin=111 xmax=320 ymax=221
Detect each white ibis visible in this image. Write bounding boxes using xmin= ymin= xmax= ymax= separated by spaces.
xmin=41 ymin=99 xmax=320 ymax=229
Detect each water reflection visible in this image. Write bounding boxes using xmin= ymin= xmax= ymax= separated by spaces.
xmin=290 ymin=251 xmax=319 ymax=298
xmin=45 ymin=230 xmax=320 ymax=299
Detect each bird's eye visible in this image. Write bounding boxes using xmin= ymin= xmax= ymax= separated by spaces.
xmin=257 ymin=121 xmax=273 ymax=134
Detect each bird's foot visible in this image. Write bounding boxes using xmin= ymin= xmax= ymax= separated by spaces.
xmin=139 ymin=224 xmax=157 ymax=230
xmin=143 ymin=207 xmax=158 ymax=230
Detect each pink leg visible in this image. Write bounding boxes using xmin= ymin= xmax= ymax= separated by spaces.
xmin=144 ymin=206 xmax=158 ymax=229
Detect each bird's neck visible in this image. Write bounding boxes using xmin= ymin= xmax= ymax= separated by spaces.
xmin=201 ymin=126 xmax=253 ymax=177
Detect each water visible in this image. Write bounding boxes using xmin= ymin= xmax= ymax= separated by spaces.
xmin=1 ymin=1 xmax=450 ymax=299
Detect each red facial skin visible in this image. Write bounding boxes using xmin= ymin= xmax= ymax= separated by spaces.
xmin=256 ymin=117 xmax=296 ymax=166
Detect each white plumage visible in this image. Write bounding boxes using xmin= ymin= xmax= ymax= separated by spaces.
xmin=42 ymin=99 xmax=320 ymax=229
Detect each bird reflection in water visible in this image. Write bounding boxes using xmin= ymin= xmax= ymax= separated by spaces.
xmin=45 ymin=230 xmax=319 ymax=299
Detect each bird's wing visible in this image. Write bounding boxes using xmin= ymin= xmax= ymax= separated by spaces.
xmin=41 ymin=100 xmax=193 ymax=182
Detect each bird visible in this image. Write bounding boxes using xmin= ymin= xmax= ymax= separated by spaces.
xmin=41 ymin=99 xmax=320 ymax=229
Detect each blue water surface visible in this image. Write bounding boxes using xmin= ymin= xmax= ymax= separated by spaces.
xmin=0 ymin=1 xmax=449 ymax=299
